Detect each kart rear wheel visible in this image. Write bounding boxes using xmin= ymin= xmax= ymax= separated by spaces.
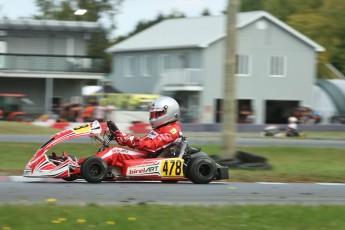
xmin=81 ymin=157 xmax=108 ymax=183
xmin=186 ymin=157 xmax=216 ymax=184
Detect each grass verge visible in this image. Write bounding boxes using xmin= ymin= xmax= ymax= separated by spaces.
xmin=1 ymin=204 xmax=345 ymax=230
xmin=1 ymin=142 xmax=345 ymax=183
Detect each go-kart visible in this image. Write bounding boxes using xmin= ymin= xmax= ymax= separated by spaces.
xmin=23 ymin=120 xmax=229 ymax=184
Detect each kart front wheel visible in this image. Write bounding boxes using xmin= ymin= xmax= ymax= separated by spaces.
xmin=81 ymin=157 xmax=108 ymax=183
xmin=186 ymin=157 xmax=217 ymax=184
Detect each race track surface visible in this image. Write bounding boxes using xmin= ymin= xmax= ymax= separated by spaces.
xmin=1 ymin=177 xmax=345 ymax=205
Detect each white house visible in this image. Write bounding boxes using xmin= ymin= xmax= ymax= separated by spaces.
xmin=107 ymin=11 xmax=325 ymax=124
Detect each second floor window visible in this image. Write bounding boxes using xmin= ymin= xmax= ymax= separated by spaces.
xmin=162 ymin=54 xmax=171 ymax=70
xmin=141 ymin=55 xmax=152 ymax=77
xmin=236 ymin=54 xmax=250 ymax=76
xmin=270 ymin=55 xmax=286 ymax=77
xmin=125 ymin=56 xmax=135 ymax=77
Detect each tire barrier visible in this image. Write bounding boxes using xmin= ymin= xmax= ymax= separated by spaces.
xmin=211 ymin=151 xmax=272 ymax=170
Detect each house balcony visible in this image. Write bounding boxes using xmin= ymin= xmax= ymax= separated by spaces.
xmin=155 ymin=68 xmax=204 ymax=93
xmin=0 ymin=53 xmax=105 ymax=78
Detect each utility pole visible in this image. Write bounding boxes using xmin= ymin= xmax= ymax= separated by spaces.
xmin=222 ymin=0 xmax=239 ymax=158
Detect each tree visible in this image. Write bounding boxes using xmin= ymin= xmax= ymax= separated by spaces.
xmin=201 ymin=8 xmax=211 ymax=16
xmin=34 ymin=0 xmax=124 ymax=73
xmin=111 ymin=11 xmax=186 ymax=45
xmin=35 ymin=0 xmax=123 ymax=30
xmin=239 ymin=0 xmax=345 ymax=76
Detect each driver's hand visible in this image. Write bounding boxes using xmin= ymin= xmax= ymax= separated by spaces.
xmin=105 ymin=127 xmax=112 ymax=136
xmin=115 ymin=130 xmax=131 ymax=146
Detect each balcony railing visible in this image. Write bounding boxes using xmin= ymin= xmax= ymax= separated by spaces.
xmin=153 ymin=68 xmax=204 ymax=93
xmin=161 ymin=68 xmax=204 ymax=85
xmin=0 ymin=53 xmax=105 ymax=73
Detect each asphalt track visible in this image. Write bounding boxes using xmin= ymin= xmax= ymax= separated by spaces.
xmin=1 ymin=178 xmax=345 ymax=205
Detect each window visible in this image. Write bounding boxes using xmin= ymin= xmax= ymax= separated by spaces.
xmin=162 ymin=54 xmax=171 ymax=70
xmin=141 ymin=55 xmax=152 ymax=76
xmin=270 ymin=55 xmax=286 ymax=77
xmin=236 ymin=54 xmax=250 ymax=76
xmin=124 ymin=56 xmax=135 ymax=77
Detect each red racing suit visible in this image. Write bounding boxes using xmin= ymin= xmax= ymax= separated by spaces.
xmin=94 ymin=121 xmax=182 ymax=167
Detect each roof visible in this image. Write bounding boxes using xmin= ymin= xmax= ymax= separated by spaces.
xmin=0 ymin=18 xmax=104 ymax=32
xmin=107 ymin=11 xmax=325 ymax=53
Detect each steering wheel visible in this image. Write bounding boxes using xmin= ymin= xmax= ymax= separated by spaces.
xmin=106 ymin=120 xmax=119 ymax=141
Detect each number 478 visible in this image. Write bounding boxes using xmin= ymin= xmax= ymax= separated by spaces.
xmin=162 ymin=159 xmax=182 ymax=176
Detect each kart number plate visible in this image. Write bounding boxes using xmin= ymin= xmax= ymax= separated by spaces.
xmin=73 ymin=124 xmax=91 ymax=134
xmin=160 ymin=159 xmax=184 ymax=177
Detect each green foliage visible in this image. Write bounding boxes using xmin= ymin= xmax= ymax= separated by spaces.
xmin=34 ymin=0 xmax=124 ymax=73
xmin=34 ymin=0 xmax=123 ymax=29
xmin=240 ymin=0 xmax=345 ymax=76
xmin=111 ymin=11 xmax=186 ymax=45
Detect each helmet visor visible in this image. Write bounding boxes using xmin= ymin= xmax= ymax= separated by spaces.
xmin=150 ymin=108 xmax=167 ymax=119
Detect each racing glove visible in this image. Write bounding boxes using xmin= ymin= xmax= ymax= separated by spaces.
xmin=115 ymin=130 xmax=141 ymax=148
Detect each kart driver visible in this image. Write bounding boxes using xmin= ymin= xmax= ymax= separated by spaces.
xmin=94 ymin=96 xmax=183 ymax=167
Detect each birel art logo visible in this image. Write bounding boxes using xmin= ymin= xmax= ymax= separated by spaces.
xmin=128 ymin=163 xmax=159 ymax=176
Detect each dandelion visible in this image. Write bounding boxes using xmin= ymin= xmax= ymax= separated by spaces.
xmin=106 ymin=221 xmax=116 ymax=225
xmin=77 ymin=219 xmax=86 ymax=223
xmin=128 ymin=217 xmax=137 ymax=221
xmin=45 ymin=198 xmax=57 ymax=203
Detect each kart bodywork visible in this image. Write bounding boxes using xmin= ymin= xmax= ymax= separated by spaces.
xmin=24 ymin=121 xmax=229 ymax=184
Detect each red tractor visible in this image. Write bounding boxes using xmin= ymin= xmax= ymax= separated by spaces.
xmin=0 ymin=94 xmax=33 ymax=121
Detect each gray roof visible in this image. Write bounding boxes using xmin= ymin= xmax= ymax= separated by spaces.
xmin=0 ymin=18 xmax=103 ymax=32
xmin=107 ymin=11 xmax=324 ymax=53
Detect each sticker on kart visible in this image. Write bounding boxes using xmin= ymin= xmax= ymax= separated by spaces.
xmin=126 ymin=161 xmax=161 ymax=176
xmin=160 ymin=158 xmax=184 ymax=177
xmin=73 ymin=124 xmax=91 ymax=134
xmin=125 ymin=158 xmax=184 ymax=177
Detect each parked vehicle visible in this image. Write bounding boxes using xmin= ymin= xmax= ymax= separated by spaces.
xmin=23 ymin=120 xmax=229 ymax=184
xmin=0 ymin=94 xmax=33 ymax=121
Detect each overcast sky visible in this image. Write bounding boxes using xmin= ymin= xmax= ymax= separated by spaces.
xmin=0 ymin=0 xmax=227 ymax=38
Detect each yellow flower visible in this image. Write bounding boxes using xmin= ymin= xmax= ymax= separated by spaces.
xmin=77 ymin=219 xmax=86 ymax=223
xmin=45 ymin=198 xmax=57 ymax=203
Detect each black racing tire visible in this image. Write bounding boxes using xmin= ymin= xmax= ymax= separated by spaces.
xmin=190 ymin=152 xmax=209 ymax=158
xmin=81 ymin=157 xmax=108 ymax=183
xmin=237 ymin=162 xmax=273 ymax=170
xmin=186 ymin=157 xmax=217 ymax=184
xmin=216 ymin=158 xmax=241 ymax=167
xmin=161 ymin=180 xmax=178 ymax=184
xmin=236 ymin=151 xmax=267 ymax=163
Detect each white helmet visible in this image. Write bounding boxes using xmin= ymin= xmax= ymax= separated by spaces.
xmin=149 ymin=97 xmax=180 ymax=129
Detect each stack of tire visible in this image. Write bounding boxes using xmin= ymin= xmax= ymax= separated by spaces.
xmin=212 ymin=151 xmax=272 ymax=170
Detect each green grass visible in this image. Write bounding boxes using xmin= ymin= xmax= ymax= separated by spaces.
xmin=1 ymin=204 xmax=345 ymax=230
xmin=2 ymin=142 xmax=345 ymax=183
xmin=0 ymin=121 xmax=59 ymax=135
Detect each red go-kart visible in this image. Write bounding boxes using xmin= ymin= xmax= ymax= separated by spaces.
xmin=23 ymin=120 xmax=229 ymax=184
